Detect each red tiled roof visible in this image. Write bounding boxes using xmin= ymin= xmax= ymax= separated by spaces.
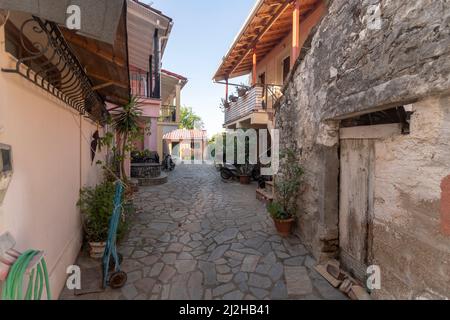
xmin=163 ymin=129 xmax=208 ymax=141
xmin=161 ymin=69 xmax=188 ymax=82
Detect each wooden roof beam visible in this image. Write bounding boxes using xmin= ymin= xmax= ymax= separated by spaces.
xmin=64 ymin=33 xmax=126 ymax=68
xmin=228 ymin=0 xmax=292 ymax=77
xmin=87 ymin=71 xmax=128 ymax=89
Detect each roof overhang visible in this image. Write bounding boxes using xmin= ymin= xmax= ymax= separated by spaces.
xmin=61 ymin=7 xmax=130 ymax=106
xmin=161 ymin=69 xmax=188 ymax=104
xmin=127 ymin=0 xmax=173 ymax=72
xmin=213 ymin=0 xmax=321 ymax=81
xmin=0 ymin=0 xmax=125 ymax=45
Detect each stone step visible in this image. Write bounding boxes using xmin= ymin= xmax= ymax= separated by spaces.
xmin=265 ymin=181 xmax=274 ymax=187
xmin=256 ymin=188 xmax=274 ymax=205
xmin=137 ymin=172 xmax=168 ymax=186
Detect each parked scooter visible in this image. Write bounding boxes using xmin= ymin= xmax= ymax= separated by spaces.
xmin=162 ymin=153 xmax=176 ymax=171
xmin=220 ymin=163 xmax=239 ymax=180
xmin=220 ymin=163 xmax=261 ymax=181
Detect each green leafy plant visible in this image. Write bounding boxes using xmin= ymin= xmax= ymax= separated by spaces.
xmin=237 ymin=163 xmax=254 ymax=176
xmin=179 ymin=106 xmax=204 ymax=130
xmin=77 ymin=181 xmax=123 ymax=243
xmin=271 ymin=149 xmax=304 ymax=220
xmin=268 ymin=201 xmax=290 ymax=220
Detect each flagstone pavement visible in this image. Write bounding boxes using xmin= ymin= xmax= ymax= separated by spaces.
xmin=60 ymin=164 xmax=346 ymax=300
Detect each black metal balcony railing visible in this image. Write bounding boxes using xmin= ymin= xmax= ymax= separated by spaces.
xmin=159 ymin=105 xmax=177 ymax=123
xmin=130 ymin=71 xmax=160 ymax=99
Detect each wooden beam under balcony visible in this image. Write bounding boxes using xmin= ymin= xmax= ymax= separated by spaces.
xmin=87 ymin=71 xmax=128 ymax=89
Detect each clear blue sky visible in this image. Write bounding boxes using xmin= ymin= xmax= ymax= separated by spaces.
xmin=147 ymin=0 xmax=255 ymax=137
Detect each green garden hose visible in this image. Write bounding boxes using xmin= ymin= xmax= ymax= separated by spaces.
xmin=1 ymin=250 xmax=51 ymax=300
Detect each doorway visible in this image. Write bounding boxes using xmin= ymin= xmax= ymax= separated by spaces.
xmin=339 ymin=138 xmax=375 ymax=281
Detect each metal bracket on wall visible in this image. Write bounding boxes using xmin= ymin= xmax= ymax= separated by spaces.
xmin=0 ymin=143 xmax=12 ymax=205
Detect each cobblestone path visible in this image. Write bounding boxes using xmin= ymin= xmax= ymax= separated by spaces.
xmin=61 ymin=164 xmax=346 ymax=300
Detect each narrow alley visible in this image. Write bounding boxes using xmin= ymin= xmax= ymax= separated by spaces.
xmin=61 ymin=165 xmax=346 ymax=300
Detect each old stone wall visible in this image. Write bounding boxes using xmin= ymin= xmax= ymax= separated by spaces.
xmin=276 ymin=0 xmax=450 ymax=298
xmin=372 ymin=96 xmax=450 ymax=299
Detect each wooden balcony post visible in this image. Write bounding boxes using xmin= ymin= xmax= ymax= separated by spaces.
xmin=291 ymin=0 xmax=301 ymax=68
xmin=175 ymin=83 xmax=181 ymax=123
xmin=252 ymin=49 xmax=257 ymax=86
xmin=225 ymin=78 xmax=229 ymax=102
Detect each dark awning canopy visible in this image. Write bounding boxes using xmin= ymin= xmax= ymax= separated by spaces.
xmin=0 ymin=0 xmax=124 ymax=44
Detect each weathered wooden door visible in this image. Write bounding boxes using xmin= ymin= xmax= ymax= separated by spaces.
xmin=339 ymin=139 xmax=375 ymax=281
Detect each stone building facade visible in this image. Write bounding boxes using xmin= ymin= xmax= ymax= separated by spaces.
xmin=276 ymin=0 xmax=450 ymax=299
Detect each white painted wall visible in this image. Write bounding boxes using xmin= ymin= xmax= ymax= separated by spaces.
xmin=0 ymin=24 xmax=105 ymax=298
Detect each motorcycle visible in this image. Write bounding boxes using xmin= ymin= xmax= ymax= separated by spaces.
xmin=162 ymin=153 xmax=176 ymax=171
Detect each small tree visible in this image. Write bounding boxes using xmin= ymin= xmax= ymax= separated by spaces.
xmin=110 ymin=96 xmax=145 ymax=181
xmin=269 ymin=149 xmax=304 ymax=220
xmin=179 ymin=106 xmax=204 ymax=130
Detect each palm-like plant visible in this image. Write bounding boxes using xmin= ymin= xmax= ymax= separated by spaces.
xmin=111 ymin=96 xmax=143 ymax=181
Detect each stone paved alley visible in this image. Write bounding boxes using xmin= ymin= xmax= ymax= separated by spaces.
xmin=61 ymin=165 xmax=346 ymax=300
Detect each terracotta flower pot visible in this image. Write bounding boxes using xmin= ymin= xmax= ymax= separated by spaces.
xmin=89 ymin=241 xmax=106 ymax=259
xmin=239 ymin=175 xmax=251 ymax=185
xmin=272 ymin=218 xmax=295 ymax=237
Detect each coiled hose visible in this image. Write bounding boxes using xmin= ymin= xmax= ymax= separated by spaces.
xmin=1 ymin=250 xmax=51 ymax=300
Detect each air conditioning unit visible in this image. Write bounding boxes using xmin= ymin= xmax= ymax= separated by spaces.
xmin=0 ymin=144 xmax=12 ymax=205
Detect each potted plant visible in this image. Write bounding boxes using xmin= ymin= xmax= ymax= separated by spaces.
xmin=229 ymin=94 xmax=238 ymax=103
xmin=268 ymin=202 xmax=293 ymax=237
xmin=237 ymin=163 xmax=254 ymax=185
xmin=77 ymin=181 xmax=121 ymax=258
xmin=268 ymin=149 xmax=304 ymax=237
xmin=237 ymin=84 xmax=249 ymax=97
xmin=220 ymin=98 xmax=230 ymax=110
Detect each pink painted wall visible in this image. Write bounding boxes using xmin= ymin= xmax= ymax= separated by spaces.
xmin=144 ymin=118 xmax=159 ymax=152
xmin=0 ymin=28 xmax=105 ymax=298
xmin=130 ymin=64 xmax=161 ymax=153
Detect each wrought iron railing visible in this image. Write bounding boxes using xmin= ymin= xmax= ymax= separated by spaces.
xmin=159 ymin=105 xmax=177 ymax=123
xmin=130 ymin=71 xmax=161 ymax=99
xmin=1 ymin=16 xmax=106 ymax=122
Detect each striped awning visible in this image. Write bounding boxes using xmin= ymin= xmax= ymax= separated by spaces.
xmin=163 ymin=129 xmax=208 ymax=141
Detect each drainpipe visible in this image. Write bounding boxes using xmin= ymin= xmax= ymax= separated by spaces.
xmin=153 ymin=29 xmax=160 ymax=99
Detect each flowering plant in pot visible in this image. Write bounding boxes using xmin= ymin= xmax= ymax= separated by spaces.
xmin=77 ymin=181 xmax=127 ymax=258
xmin=229 ymin=94 xmax=238 ymax=103
xmin=269 ymin=149 xmax=304 ymax=237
